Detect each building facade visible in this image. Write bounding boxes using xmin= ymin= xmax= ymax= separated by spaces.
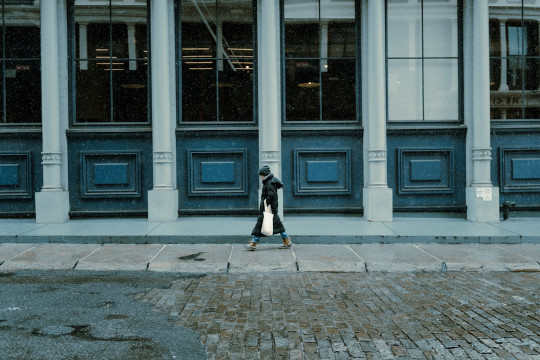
xmin=0 ymin=0 xmax=538 ymax=222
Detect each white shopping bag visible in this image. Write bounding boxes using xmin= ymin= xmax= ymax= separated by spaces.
xmin=261 ymin=199 xmax=274 ymax=236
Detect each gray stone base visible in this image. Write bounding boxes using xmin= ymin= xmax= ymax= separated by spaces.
xmin=148 ymin=189 xmax=178 ymax=221
xmin=466 ymin=186 xmax=500 ymax=222
xmin=363 ymin=187 xmax=393 ymax=222
xmin=35 ymin=190 xmax=70 ymax=223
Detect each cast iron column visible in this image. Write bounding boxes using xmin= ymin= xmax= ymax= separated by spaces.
xmin=36 ymin=0 xmax=70 ymax=223
xmin=148 ymin=0 xmax=178 ymax=221
xmin=465 ymin=0 xmax=500 ymax=222
xmin=258 ymin=0 xmax=283 ymax=219
xmin=363 ymin=0 xmax=392 ymax=221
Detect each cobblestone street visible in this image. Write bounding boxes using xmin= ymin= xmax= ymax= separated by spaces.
xmin=137 ymin=272 xmax=540 ymax=360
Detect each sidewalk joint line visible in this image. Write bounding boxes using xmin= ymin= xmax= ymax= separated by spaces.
xmin=494 ymin=244 xmax=536 ymax=262
xmin=16 ymin=223 xmax=49 ymax=236
xmin=291 ymin=247 xmax=299 ymax=272
xmin=487 ymin=222 xmax=522 ymax=236
xmin=227 ymin=245 xmax=233 ymax=273
xmin=145 ymin=222 xmax=164 ymax=236
xmin=381 ymin=222 xmax=399 ymax=236
xmin=346 ymin=245 xmax=366 ymax=262
xmin=413 ymin=244 xmax=443 ymax=262
xmin=74 ymin=245 xmax=103 ymax=268
xmin=147 ymin=245 xmax=167 ymax=270
xmin=4 ymin=245 xmax=39 ymax=262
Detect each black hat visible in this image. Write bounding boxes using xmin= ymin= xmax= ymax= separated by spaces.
xmin=258 ymin=165 xmax=271 ymax=176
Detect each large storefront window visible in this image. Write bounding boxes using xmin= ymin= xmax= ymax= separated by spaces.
xmin=0 ymin=1 xmax=41 ymax=124
xmin=71 ymin=1 xmax=148 ymax=124
xmin=489 ymin=1 xmax=540 ymax=121
xmin=180 ymin=0 xmax=254 ymax=123
xmin=386 ymin=0 xmax=459 ymax=122
xmin=283 ymin=0 xmax=356 ymax=122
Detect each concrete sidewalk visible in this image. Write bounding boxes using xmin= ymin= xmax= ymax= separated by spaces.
xmin=1 ymin=243 xmax=539 ymax=273
xmin=0 ymin=215 xmax=539 ymax=244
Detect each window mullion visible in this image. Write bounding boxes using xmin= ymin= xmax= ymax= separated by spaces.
xmin=109 ymin=0 xmax=114 ymax=123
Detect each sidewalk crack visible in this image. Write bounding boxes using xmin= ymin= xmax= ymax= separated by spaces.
xmin=227 ymin=245 xmax=233 ymax=273
xmin=291 ymin=247 xmax=299 ymax=272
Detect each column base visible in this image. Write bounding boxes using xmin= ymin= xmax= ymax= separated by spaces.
xmin=36 ymin=190 xmax=70 ymax=223
xmin=363 ymin=187 xmax=393 ymax=222
xmin=148 ymin=189 xmax=178 ymax=221
xmin=466 ymin=186 xmax=500 ymax=222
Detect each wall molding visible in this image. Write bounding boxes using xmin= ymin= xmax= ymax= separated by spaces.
xmin=0 ymin=152 xmax=33 ymax=199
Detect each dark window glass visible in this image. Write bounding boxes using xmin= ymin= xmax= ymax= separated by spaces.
xmin=489 ymin=1 xmax=540 ymax=122
xmin=283 ymin=0 xmax=356 ymax=122
xmin=72 ymin=2 xmax=148 ymax=124
xmin=180 ymin=0 xmax=254 ymax=123
xmin=0 ymin=3 xmax=41 ymax=125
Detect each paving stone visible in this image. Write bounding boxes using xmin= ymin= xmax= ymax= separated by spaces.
xmin=293 ymin=245 xmax=365 ymax=272
xmin=148 ymin=244 xmax=231 ymax=273
xmin=350 ymin=244 xmax=443 ymax=272
xmin=138 ymin=272 xmax=540 ymax=359
xmin=0 ymin=244 xmax=100 ymax=270
xmin=75 ymin=244 xmax=164 ymax=271
xmin=0 ymin=243 xmax=37 ymax=265
xmin=418 ymin=244 xmax=540 ymax=272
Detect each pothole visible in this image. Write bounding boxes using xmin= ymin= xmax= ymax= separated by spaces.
xmin=32 ymin=325 xmax=76 ymax=337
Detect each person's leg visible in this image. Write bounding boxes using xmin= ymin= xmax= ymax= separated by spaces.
xmin=279 ymin=232 xmax=292 ymax=249
xmin=244 ymin=236 xmax=260 ymax=250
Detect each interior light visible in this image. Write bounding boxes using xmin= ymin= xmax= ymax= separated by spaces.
xmin=185 ymin=61 xmax=213 ymax=64
xmin=96 ymin=49 xmax=108 ymax=51
xmin=182 ymin=47 xmax=210 ymax=51
xmin=189 ymin=67 xmax=213 ymax=70
xmin=182 ymin=55 xmax=212 ymax=58
xmin=298 ymin=81 xmax=320 ymax=88
xmin=121 ymin=84 xmax=145 ymax=89
xmin=228 ymin=48 xmax=253 ymax=51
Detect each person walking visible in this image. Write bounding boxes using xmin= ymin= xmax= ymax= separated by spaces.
xmin=244 ymin=165 xmax=292 ymax=251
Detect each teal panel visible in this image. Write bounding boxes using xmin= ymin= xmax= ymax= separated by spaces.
xmin=0 ymin=164 xmax=19 ymax=186
xmin=512 ymin=159 xmax=540 ymax=180
xmin=307 ymin=161 xmax=338 ymax=182
xmin=93 ymin=163 xmax=129 ymax=185
xmin=201 ymin=162 xmax=235 ymax=183
xmin=410 ymin=160 xmax=442 ymax=181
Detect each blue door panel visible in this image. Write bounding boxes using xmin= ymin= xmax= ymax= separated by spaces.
xmin=387 ymin=129 xmax=466 ymax=211
xmin=282 ymin=130 xmax=363 ymax=213
xmin=177 ymin=131 xmax=258 ymax=214
xmin=68 ymin=132 xmax=152 ymax=215
xmin=491 ymin=129 xmax=540 ymax=208
xmin=0 ymin=133 xmax=42 ymax=216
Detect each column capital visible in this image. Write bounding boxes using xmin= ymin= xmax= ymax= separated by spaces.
xmin=153 ymin=151 xmax=173 ymax=163
xmin=261 ymin=150 xmax=280 ymax=162
xmin=367 ymin=149 xmax=387 ymax=162
xmin=472 ymin=148 xmax=492 ymax=161
xmin=41 ymin=152 xmax=62 ymax=165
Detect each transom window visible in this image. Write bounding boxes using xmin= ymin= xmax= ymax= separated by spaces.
xmin=489 ymin=1 xmax=540 ymax=121
xmin=386 ymin=0 xmax=460 ymax=122
xmin=283 ymin=0 xmax=357 ymax=122
xmin=0 ymin=0 xmax=41 ymax=125
xmin=71 ymin=0 xmax=149 ymax=124
xmin=180 ymin=0 xmax=255 ymax=123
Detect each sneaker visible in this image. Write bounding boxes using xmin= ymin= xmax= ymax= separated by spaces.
xmin=279 ymin=237 xmax=292 ymax=249
xmin=243 ymin=242 xmax=257 ymax=251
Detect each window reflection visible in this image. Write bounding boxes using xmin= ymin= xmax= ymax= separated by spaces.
xmin=73 ymin=1 xmax=148 ymax=124
xmin=0 ymin=2 xmax=41 ymax=124
xmin=284 ymin=0 xmax=356 ymax=122
xmin=181 ymin=0 xmax=254 ymax=123
xmin=386 ymin=0 xmax=459 ymax=122
xmin=489 ymin=2 xmax=540 ymax=121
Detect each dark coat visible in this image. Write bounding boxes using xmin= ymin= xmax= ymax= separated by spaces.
xmin=251 ymin=174 xmax=286 ymax=237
